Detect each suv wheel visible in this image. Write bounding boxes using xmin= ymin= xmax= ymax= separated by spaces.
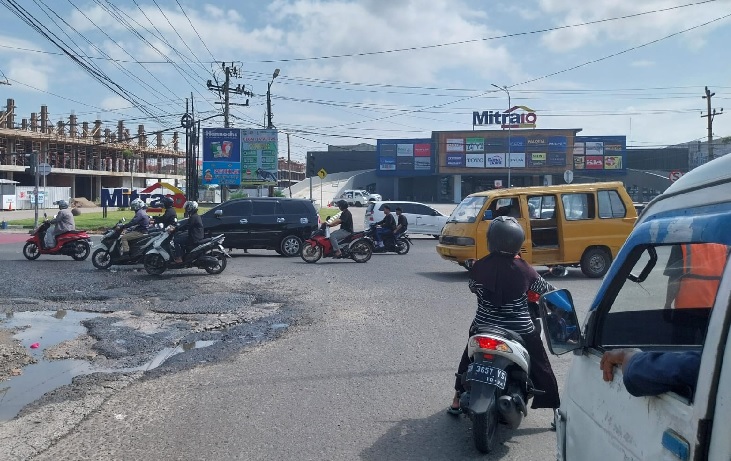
xmin=280 ymin=235 xmax=303 ymax=257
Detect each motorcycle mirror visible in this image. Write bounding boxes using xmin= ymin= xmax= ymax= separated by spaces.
xmin=538 ymin=289 xmax=582 ymax=355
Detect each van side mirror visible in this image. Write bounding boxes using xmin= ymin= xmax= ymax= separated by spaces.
xmin=214 ymin=210 xmax=223 ymax=219
xmin=539 ymin=289 xmax=582 ymax=355
xmin=482 ymin=210 xmax=493 ymax=221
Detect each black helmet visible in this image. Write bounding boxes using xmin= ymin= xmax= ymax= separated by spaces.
xmin=487 ymin=216 xmax=525 ymax=256
xmin=337 ymin=200 xmax=348 ymax=210
xmin=162 ymin=196 xmax=174 ymax=208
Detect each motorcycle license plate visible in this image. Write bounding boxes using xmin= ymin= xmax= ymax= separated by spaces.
xmin=467 ymin=363 xmax=507 ymax=389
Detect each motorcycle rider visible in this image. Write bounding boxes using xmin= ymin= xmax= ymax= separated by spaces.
xmin=374 ymin=205 xmax=396 ymax=248
xmin=393 ymin=207 xmax=408 ymax=237
xmin=326 ymin=200 xmax=353 ymax=258
xmin=153 ymin=196 xmax=178 ymax=228
xmin=44 ymin=199 xmax=75 ymax=248
xmin=173 ymin=201 xmax=204 ymax=263
xmin=120 ymin=198 xmax=150 ymax=256
xmin=449 ymin=216 xmax=561 ymax=427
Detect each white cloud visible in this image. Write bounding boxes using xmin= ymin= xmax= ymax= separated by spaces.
xmin=6 ymin=58 xmax=51 ymax=91
xmin=630 ymin=59 xmax=655 ymax=67
xmin=100 ymin=96 xmax=130 ymax=111
xmin=537 ymin=0 xmax=731 ymax=52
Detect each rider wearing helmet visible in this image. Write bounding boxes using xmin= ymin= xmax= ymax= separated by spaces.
xmin=173 ymin=200 xmax=204 ymax=263
xmin=120 ymin=198 xmax=150 ymax=256
xmin=326 ymin=200 xmax=353 ymax=258
xmin=448 ymin=216 xmax=561 ymax=426
xmin=44 ymin=199 xmax=76 ymax=248
xmin=154 ymin=196 xmax=178 ymax=228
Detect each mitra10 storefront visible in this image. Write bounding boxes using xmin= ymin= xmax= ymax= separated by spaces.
xmin=433 ymin=129 xmax=627 ymax=203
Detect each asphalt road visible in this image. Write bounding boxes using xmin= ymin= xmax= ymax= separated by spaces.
xmin=0 ymin=227 xmax=603 ymax=461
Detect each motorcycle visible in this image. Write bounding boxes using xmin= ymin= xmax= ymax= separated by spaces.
xmin=142 ymin=225 xmax=230 ymax=275
xmin=300 ymin=223 xmax=372 ymax=263
xmin=91 ymin=219 xmax=162 ymax=270
xmin=364 ymin=223 xmax=411 ymax=255
xmin=23 ymin=215 xmax=92 ymax=261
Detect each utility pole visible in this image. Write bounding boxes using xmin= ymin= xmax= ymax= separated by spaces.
xmin=702 ymin=86 xmax=724 ymax=161
xmin=287 ymin=132 xmax=291 ymax=197
xmin=267 ymin=69 xmax=280 ymax=129
xmin=207 ymin=63 xmax=253 ymax=128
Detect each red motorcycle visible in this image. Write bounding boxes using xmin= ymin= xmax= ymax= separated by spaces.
xmin=300 ymin=224 xmax=372 ymax=263
xmin=23 ymin=220 xmax=92 ymax=261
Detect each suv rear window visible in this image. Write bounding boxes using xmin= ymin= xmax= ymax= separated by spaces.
xmin=279 ymin=200 xmax=310 ymax=215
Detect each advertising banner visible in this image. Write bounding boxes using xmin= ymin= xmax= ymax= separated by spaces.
xmin=547 ymin=153 xmax=566 ymax=166
xmin=466 ymin=137 xmax=484 ymax=152
xmin=466 ymin=153 xmax=485 ymax=168
xmin=526 ymin=137 xmax=547 ymax=151
xmin=529 ymin=153 xmax=546 ymax=167
xmin=574 ymin=156 xmax=585 ymax=170
xmin=377 ymin=138 xmax=434 ymax=176
xmin=446 ymin=154 xmax=465 ymax=167
xmin=604 ymin=155 xmax=622 ymax=169
xmin=585 ymin=141 xmax=604 ymax=156
xmin=509 ymin=136 xmax=526 ymax=152
xmin=202 ymin=128 xmax=242 ymax=186
xmin=573 ymin=142 xmax=585 ymax=156
xmin=240 ymin=129 xmax=278 ymax=185
xmin=509 ymin=152 xmax=526 ymax=168
xmin=586 ymin=156 xmax=604 ymax=169
xmin=485 ymin=153 xmax=506 ymax=168
xmin=446 ymin=138 xmax=464 ymax=153
xmin=547 ymin=136 xmax=568 ymax=152
xmin=397 ymin=144 xmax=414 ymax=156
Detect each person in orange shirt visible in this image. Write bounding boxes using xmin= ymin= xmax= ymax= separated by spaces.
xmin=664 ymin=243 xmax=730 ymax=309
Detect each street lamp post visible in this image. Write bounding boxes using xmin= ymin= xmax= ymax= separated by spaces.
xmin=491 ymin=84 xmax=511 ymax=188
xmin=266 ymin=68 xmax=280 ymax=129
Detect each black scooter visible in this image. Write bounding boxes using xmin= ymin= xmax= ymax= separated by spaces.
xmin=364 ymin=224 xmax=411 ymax=255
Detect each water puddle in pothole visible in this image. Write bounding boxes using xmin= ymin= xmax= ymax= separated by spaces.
xmin=0 ymin=311 xmax=217 ymax=422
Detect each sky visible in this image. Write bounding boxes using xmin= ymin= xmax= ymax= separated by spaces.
xmin=1 ymin=0 xmax=730 ymax=162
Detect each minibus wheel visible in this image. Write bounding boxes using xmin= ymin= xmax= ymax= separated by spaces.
xmin=580 ymin=248 xmax=611 ymax=278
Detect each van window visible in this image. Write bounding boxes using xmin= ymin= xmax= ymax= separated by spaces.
xmin=598 ymin=190 xmax=627 ymax=218
xmin=252 ymin=200 xmax=277 ymax=215
xmin=448 ymin=196 xmax=488 ymax=223
xmin=598 ymin=243 xmax=730 ymax=349
xmin=561 ymin=193 xmax=595 ymax=220
xmin=218 ymin=200 xmax=251 ymax=216
xmin=279 ymin=200 xmax=308 ymax=215
xmin=528 ymin=195 xmax=556 ymax=219
xmin=491 ymin=198 xmax=521 ymax=218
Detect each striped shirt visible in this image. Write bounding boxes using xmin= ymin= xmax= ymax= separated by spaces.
xmin=469 ymin=275 xmax=556 ymax=335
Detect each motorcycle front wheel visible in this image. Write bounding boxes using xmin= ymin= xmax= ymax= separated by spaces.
xmin=204 ymin=251 xmax=227 ymax=274
xmin=23 ymin=242 xmax=41 ymax=260
xmin=71 ymin=241 xmax=91 ymax=261
xmin=350 ymin=240 xmax=372 ymax=263
xmin=91 ymin=248 xmax=113 ymax=269
xmin=473 ymin=389 xmax=499 ymax=454
xmin=144 ymin=253 xmax=167 ymax=275
xmin=300 ymin=244 xmax=322 ymax=263
xmin=395 ymin=239 xmax=410 ymax=255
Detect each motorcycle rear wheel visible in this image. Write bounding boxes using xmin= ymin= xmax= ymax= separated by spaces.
xmin=205 ymin=251 xmax=227 ymax=274
xmin=301 ymin=245 xmax=322 ymax=263
xmin=144 ymin=253 xmax=167 ymax=275
xmin=473 ymin=390 xmax=499 ymax=453
xmin=350 ymin=240 xmax=372 ymax=263
xmin=23 ymin=242 xmax=41 ymax=260
xmin=395 ymin=239 xmax=410 ymax=255
xmin=72 ymin=241 xmax=91 ymax=261
xmin=91 ymin=248 xmax=113 ymax=269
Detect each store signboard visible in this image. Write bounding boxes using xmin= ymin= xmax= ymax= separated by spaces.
xmin=466 ymin=137 xmax=484 ymax=152
xmin=586 ymin=156 xmax=604 ymax=169
xmin=509 ymin=136 xmax=526 ymax=152
xmin=202 ymin=128 xmax=242 ymax=186
xmin=547 ymin=153 xmax=566 ymax=166
xmin=485 ymin=153 xmax=506 ymax=168
xmin=529 ymin=153 xmax=546 ymax=166
xmin=573 ymin=136 xmax=626 ymax=173
xmin=466 ymin=153 xmax=485 ymax=168
xmin=377 ymin=138 xmax=434 ymax=176
xmin=509 ymin=152 xmax=526 ymax=168
xmin=446 ymin=154 xmax=464 ymax=167
xmin=446 ymin=138 xmax=464 ymax=152
xmin=548 ymin=136 xmax=568 ymax=152
xmin=380 ymin=157 xmax=396 ymax=171
xmin=397 ymin=144 xmax=414 ymax=156
xmin=241 ymin=129 xmax=278 ymax=185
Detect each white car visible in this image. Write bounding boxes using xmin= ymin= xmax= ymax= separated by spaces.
xmin=367 ymin=193 xmax=382 ymax=202
xmin=364 ymin=201 xmax=448 ymax=237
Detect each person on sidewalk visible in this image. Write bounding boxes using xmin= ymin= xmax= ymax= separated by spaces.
xmin=44 ymin=199 xmax=75 ymax=248
xmin=326 ymin=200 xmax=353 ymax=258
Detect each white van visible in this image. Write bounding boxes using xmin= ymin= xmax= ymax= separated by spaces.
xmin=540 ymin=154 xmax=731 ymax=461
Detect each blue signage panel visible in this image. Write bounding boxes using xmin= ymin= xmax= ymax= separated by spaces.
xmin=377 ymin=139 xmax=434 ymax=176
xmin=573 ymin=135 xmax=626 ymax=174
xmin=202 ymin=128 xmax=242 ymax=186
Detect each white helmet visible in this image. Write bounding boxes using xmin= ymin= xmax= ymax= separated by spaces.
xmin=183 ymin=201 xmax=198 ymax=213
xmin=130 ymin=198 xmax=145 ymax=211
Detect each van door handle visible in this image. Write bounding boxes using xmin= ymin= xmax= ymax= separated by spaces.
xmin=239 ymin=219 xmax=248 ymax=224
xmin=277 ymin=217 xmax=285 ymax=223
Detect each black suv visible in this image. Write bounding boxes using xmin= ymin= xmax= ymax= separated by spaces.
xmin=201 ymin=198 xmax=318 ymax=256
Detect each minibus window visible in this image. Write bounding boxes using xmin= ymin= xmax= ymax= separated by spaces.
xmin=599 ymin=243 xmax=729 ymax=349
xmin=448 ymin=196 xmax=488 ymax=223
xmin=598 ymin=190 xmax=627 ymax=218
xmin=561 ymin=193 xmax=595 ymax=220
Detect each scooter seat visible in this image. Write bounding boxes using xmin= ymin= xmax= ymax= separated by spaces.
xmin=61 ymin=230 xmax=85 ymax=235
xmin=471 ymin=324 xmax=526 ymax=347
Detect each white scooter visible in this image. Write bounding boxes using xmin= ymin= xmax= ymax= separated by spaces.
xmin=143 ymin=225 xmax=229 ymax=275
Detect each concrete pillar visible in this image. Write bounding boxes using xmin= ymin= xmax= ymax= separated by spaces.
xmin=5 ymin=98 xmax=15 ymax=128
xmin=31 ymin=113 xmax=38 ymax=131
xmin=70 ymin=174 xmax=76 ymax=199
xmin=40 ymin=106 xmax=48 ymax=133
xmin=453 ymin=175 xmax=462 ymax=204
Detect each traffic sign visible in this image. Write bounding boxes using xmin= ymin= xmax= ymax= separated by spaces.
xmin=669 ymin=170 xmax=683 ymax=182
xmin=564 ymin=170 xmax=574 ymax=184
xmin=317 ymin=168 xmax=327 ymax=180
xmin=37 ymin=163 xmax=52 ymax=176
